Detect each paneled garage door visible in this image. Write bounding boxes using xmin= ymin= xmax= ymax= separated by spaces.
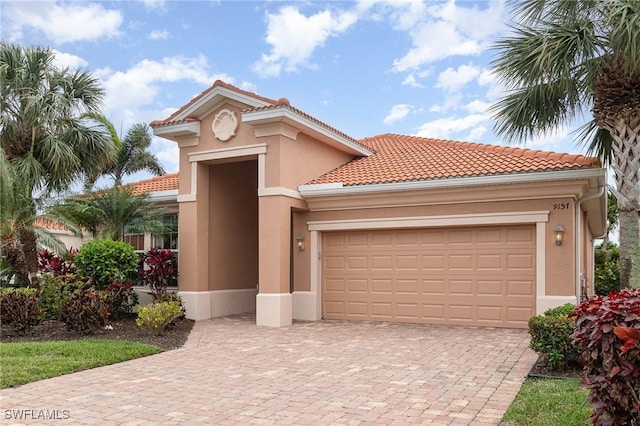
xmin=322 ymin=225 xmax=536 ymax=328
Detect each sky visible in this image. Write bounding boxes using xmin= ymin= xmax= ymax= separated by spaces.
xmin=1 ymin=0 xmax=594 ymax=185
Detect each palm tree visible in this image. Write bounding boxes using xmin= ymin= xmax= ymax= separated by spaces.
xmin=490 ymin=0 xmax=640 ymax=288
xmin=84 ymin=114 xmax=165 ymax=189
xmin=0 ymin=43 xmax=117 ymax=285
xmin=49 ymin=186 xmax=168 ymax=242
xmin=0 ymin=152 xmax=68 ymax=286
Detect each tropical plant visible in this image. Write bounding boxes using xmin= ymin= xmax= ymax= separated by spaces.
xmin=49 ymin=185 xmax=167 ymax=241
xmin=74 ymin=239 xmax=139 ymax=289
xmin=138 ymin=248 xmax=178 ymax=299
xmin=0 ymin=43 xmax=117 ymax=285
xmin=572 ymin=289 xmax=640 ymax=424
xmin=491 ymin=0 xmax=640 ymax=288
xmin=83 ymin=114 xmax=165 ymax=189
xmin=0 ymin=152 xmax=68 ymax=286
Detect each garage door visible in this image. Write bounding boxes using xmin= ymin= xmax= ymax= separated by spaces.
xmin=322 ymin=225 xmax=536 ymax=328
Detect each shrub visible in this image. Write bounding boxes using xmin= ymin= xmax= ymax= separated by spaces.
xmin=103 ymin=281 xmax=138 ymax=318
xmin=38 ymin=248 xmax=78 ymax=277
xmin=572 ymin=289 xmax=640 ymax=425
xmin=594 ymin=243 xmax=620 ymax=296
xmin=38 ymin=274 xmax=85 ymax=320
xmin=543 ymin=303 xmax=576 ymax=317
xmin=0 ymin=287 xmax=42 ymax=335
xmin=136 ymin=301 xmax=183 ymax=336
xmin=153 ymin=292 xmax=186 ymax=317
xmin=74 ymin=240 xmax=139 ymax=289
xmin=139 ymin=248 xmax=178 ymax=300
xmin=60 ymin=290 xmax=110 ymax=331
xmin=528 ymin=304 xmax=579 ymax=370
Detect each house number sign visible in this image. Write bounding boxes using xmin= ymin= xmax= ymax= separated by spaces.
xmin=212 ymin=109 xmax=238 ymax=142
xmin=553 ymin=202 xmax=570 ymax=210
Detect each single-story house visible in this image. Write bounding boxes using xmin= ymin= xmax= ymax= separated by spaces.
xmin=145 ymin=80 xmax=606 ymax=329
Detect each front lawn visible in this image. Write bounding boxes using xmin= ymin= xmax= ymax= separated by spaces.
xmin=0 ymin=339 xmax=162 ymax=388
xmin=502 ymin=377 xmax=590 ymax=425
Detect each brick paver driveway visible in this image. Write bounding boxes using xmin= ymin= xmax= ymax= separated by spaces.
xmin=1 ymin=315 xmax=537 ymax=425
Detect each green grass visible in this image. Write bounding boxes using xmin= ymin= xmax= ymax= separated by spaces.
xmin=502 ymin=378 xmax=591 ymax=425
xmin=0 ymin=340 xmax=162 ymax=388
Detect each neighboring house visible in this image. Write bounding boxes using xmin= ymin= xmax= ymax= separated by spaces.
xmin=36 ymin=174 xmax=180 ymax=289
xmin=141 ymin=80 xmax=607 ymax=329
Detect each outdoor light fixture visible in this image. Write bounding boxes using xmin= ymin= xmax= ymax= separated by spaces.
xmin=296 ymin=235 xmax=305 ymax=252
xmin=554 ymin=225 xmax=565 ymax=246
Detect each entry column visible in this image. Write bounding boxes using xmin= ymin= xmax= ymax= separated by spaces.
xmin=257 ymin=195 xmax=292 ymax=326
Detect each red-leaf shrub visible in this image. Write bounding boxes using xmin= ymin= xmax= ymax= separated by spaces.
xmin=38 ymin=248 xmax=78 ymax=277
xmin=105 ymin=281 xmax=139 ymax=318
xmin=60 ymin=290 xmax=110 ymax=331
xmin=0 ymin=287 xmax=42 ymax=335
xmin=139 ymin=248 xmax=178 ymax=300
xmin=571 ymin=289 xmax=640 ymax=425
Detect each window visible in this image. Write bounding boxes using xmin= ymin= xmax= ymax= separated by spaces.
xmin=124 ymin=233 xmax=145 ymax=251
xmin=153 ymin=214 xmax=178 ymax=250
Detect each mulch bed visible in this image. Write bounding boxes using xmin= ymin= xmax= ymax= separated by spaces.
xmin=1 ymin=314 xmax=194 ymax=352
xmin=527 ymin=355 xmax=582 ymax=379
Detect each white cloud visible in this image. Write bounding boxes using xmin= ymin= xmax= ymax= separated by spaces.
xmin=3 ymin=2 xmax=122 ymax=43
xmin=384 ymin=104 xmax=413 ymax=125
xmin=465 ymin=100 xmax=491 ymax=114
xmin=253 ymin=6 xmax=358 ymax=77
xmin=391 ymin=0 xmax=506 ymax=72
xmin=435 ymin=64 xmax=480 ymax=92
xmin=148 ymin=29 xmax=170 ymax=40
xmin=52 ymin=50 xmax=88 ymax=70
xmin=142 ymin=0 xmax=167 ymax=11
xmin=477 ymin=69 xmax=504 ymax=101
xmin=401 ymin=74 xmax=424 ymax=88
xmin=99 ymin=55 xmax=232 ymax=123
xmin=416 ymin=114 xmax=487 ymax=140
xmin=152 ymin=136 xmax=179 ymax=173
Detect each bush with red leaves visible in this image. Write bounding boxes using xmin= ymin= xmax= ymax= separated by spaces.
xmin=571 ymin=289 xmax=640 ymax=425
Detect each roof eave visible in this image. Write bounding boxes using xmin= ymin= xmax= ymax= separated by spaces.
xmin=175 ymin=86 xmax=272 ymax=122
xmin=152 ymin=121 xmax=201 ymax=140
xmin=299 ymin=167 xmax=607 ymax=198
xmin=242 ymin=107 xmax=373 ymax=157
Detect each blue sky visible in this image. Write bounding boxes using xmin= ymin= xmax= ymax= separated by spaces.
xmin=1 ymin=0 xmax=591 ymax=183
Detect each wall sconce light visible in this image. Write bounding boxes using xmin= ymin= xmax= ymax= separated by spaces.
xmin=296 ymin=234 xmax=305 ymax=252
xmin=554 ymin=225 xmax=565 ymax=246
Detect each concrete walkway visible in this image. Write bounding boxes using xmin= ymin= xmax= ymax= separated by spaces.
xmin=1 ymin=315 xmax=537 ymax=425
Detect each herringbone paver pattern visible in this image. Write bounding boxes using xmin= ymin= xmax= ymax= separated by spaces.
xmin=0 ymin=315 xmax=537 ymax=425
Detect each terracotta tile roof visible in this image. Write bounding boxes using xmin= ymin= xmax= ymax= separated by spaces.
xmin=307 ymin=134 xmax=599 ymax=186
xmin=150 ymin=80 xmax=278 ymax=127
xmin=126 ymin=173 xmax=179 ymax=195
xmin=35 ymin=217 xmax=70 ymax=231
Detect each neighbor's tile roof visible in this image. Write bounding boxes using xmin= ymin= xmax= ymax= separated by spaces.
xmin=150 ymin=80 xmax=279 ymax=128
xmin=127 ymin=173 xmax=179 ymax=195
xmin=307 ymin=134 xmax=599 ymax=186
xmin=35 ymin=218 xmax=70 ymax=231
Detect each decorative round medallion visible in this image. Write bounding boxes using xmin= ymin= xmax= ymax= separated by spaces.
xmin=212 ymin=109 xmax=238 ymax=142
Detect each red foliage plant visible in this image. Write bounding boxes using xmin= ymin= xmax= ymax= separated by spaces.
xmin=139 ymin=248 xmax=178 ymax=300
xmin=38 ymin=248 xmax=78 ymax=277
xmin=571 ymin=289 xmax=640 ymax=426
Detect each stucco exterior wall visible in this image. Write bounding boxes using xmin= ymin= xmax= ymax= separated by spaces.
xmin=293 ymin=191 xmax=583 ymax=299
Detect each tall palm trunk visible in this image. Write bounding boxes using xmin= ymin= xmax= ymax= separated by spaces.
xmin=19 ymin=228 xmax=39 ymax=288
xmin=609 ymin=117 xmax=640 ymax=288
xmin=1 ymin=236 xmax=31 ymax=286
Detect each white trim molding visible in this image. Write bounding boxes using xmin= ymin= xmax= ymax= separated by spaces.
xmin=188 ymin=143 xmax=267 ymax=163
xmin=259 ymin=186 xmax=304 ymax=200
xmin=308 ymin=211 xmax=550 ymax=231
